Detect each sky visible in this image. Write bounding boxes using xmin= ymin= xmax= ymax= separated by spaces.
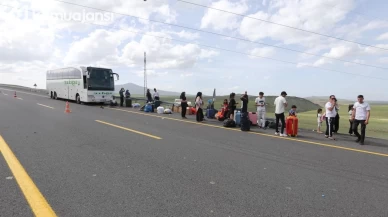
xmin=0 ymin=0 xmax=388 ymax=100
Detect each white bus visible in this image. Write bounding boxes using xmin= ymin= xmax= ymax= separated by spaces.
xmin=46 ymin=66 xmax=119 ymax=104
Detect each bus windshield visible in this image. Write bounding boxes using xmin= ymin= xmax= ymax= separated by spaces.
xmin=87 ymin=68 xmax=114 ymax=91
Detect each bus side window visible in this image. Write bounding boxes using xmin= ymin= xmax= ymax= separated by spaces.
xmin=83 ymin=76 xmax=87 ymax=89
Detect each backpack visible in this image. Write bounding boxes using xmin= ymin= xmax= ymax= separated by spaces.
xmin=223 ymin=119 xmax=236 ymax=128
xmin=266 ymin=118 xmax=276 ymax=129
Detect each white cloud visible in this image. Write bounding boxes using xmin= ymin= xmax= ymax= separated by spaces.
xmin=0 ymin=6 xmax=57 ymax=63
xmin=239 ymin=0 xmax=355 ymax=45
xmin=201 ymin=0 xmax=248 ymax=31
xmin=134 ymin=70 xmax=168 ymax=77
xmin=180 ymin=73 xmax=193 ymax=77
xmin=378 ymin=57 xmax=388 ymax=63
xmin=64 ymin=29 xmax=135 ymax=66
xmin=168 ymin=30 xmax=200 ymax=40
xmin=199 ymin=49 xmax=219 ymax=58
xmin=250 ymin=47 xmax=276 ymax=58
xmin=377 ymin=32 xmax=388 ymax=41
xmin=121 ymin=32 xmax=218 ymax=70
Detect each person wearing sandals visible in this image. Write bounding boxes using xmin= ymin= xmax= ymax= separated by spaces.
xmin=325 ymin=95 xmax=338 ymax=140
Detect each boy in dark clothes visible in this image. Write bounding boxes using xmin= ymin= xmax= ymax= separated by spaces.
xmin=289 ymin=105 xmax=297 ymax=117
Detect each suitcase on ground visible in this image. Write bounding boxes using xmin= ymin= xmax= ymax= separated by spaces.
xmin=190 ymin=107 xmax=196 ymax=115
xmin=125 ymin=98 xmax=132 ymax=107
xmin=234 ymin=110 xmax=241 ymax=126
xmin=206 ymin=109 xmax=216 ymax=119
xmin=286 ymin=116 xmax=298 ymax=137
xmin=240 ymin=112 xmax=250 ymax=131
xmin=248 ymin=112 xmax=258 ymax=126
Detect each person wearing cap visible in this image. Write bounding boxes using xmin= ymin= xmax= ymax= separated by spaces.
xmin=324 ymin=95 xmax=339 ymax=140
xmin=274 ymin=91 xmax=288 ymax=136
xmin=351 ymin=95 xmax=371 ymax=145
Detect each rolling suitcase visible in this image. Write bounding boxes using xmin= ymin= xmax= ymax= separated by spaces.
xmin=234 ymin=110 xmax=241 ymax=126
xmin=206 ymin=109 xmax=216 ymax=119
xmin=125 ymin=98 xmax=132 ymax=107
xmin=240 ymin=112 xmax=250 ymax=131
xmin=286 ymin=116 xmax=298 ymax=137
xmin=248 ymin=112 xmax=258 ymax=126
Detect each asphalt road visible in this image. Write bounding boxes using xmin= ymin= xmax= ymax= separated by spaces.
xmin=1 ymin=88 xmax=388 ymax=217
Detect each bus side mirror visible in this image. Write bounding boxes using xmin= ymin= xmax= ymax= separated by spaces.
xmin=113 ymin=73 xmax=119 ymax=81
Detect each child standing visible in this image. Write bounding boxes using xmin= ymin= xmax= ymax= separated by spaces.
xmin=289 ymin=105 xmax=297 ymax=117
xmin=317 ymin=108 xmax=323 ymax=133
xmin=348 ymin=104 xmax=354 ymax=136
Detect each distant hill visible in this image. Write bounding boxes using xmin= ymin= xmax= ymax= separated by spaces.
xmin=115 ymin=83 xmax=182 ymax=96
xmin=306 ymin=96 xmax=353 ymax=107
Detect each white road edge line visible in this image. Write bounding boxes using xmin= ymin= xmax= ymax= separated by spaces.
xmin=37 ymin=103 xmax=54 ymax=109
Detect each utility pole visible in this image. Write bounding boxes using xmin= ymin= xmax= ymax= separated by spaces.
xmin=144 ymin=52 xmax=147 ymax=100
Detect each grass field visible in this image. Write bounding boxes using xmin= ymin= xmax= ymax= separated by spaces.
xmin=129 ymin=95 xmax=387 ymax=140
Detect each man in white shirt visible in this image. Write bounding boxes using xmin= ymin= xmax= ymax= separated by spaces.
xmin=255 ymin=92 xmax=266 ymax=129
xmin=153 ymin=88 xmax=160 ymax=101
xmin=351 ymin=95 xmax=371 ymax=145
xmin=325 ymin=95 xmax=338 ymax=139
xmin=274 ymin=91 xmax=288 ymax=136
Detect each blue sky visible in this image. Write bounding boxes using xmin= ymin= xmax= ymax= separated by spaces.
xmin=0 ymin=0 xmax=388 ymax=100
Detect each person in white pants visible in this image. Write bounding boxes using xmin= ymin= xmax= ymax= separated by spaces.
xmin=255 ymin=92 xmax=266 ymax=129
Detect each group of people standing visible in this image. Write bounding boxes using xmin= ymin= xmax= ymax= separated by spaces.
xmin=318 ymin=95 xmax=371 ymax=145
xmin=146 ymin=88 xmax=160 ymax=103
xmin=180 ymin=90 xmax=372 ymax=145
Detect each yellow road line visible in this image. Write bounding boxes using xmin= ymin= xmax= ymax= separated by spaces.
xmin=37 ymin=103 xmax=54 ymax=109
xmin=107 ymin=108 xmax=388 ymax=157
xmin=0 ymin=135 xmax=57 ymax=217
xmin=95 ymin=120 xmax=162 ymax=140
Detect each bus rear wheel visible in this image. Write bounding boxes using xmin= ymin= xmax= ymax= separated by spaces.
xmin=54 ymin=92 xmax=58 ymax=100
xmin=76 ymin=94 xmax=81 ymax=104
